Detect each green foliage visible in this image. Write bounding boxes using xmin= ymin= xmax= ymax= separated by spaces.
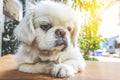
xmin=2 ymin=20 xmax=19 ymax=56
xmin=83 ymin=54 xmax=99 ymax=61
xmin=79 ymin=36 xmax=101 ymax=52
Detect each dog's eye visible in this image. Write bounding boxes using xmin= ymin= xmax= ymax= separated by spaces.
xmin=40 ymin=24 xmax=52 ymax=31
xmin=67 ymin=27 xmax=72 ymax=32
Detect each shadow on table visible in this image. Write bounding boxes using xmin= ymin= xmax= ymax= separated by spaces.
xmin=0 ymin=69 xmax=56 ymax=80
xmin=0 ymin=69 xmax=99 ymax=80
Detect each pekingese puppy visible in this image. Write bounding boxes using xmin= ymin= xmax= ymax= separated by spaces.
xmin=14 ymin=1 xmax=86 ymax=77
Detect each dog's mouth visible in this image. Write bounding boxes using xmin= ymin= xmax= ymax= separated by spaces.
xmin=39 ymin=39 xmax=67 ymax=56
xmin=37 ymin=37 xmax=68 ymax=57
xmin=55 ymin=37 xmax=68 ymax=51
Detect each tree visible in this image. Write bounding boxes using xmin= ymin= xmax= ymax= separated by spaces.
xmin=72 ymin=0 xmax=112 ymax=55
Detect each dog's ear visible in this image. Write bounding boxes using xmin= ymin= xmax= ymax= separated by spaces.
xmin=14 ymin=13 xmax=35 ymax=45
xmin=71 ymin=25 xmax=80 ymax=47
xmin=71 ymin=11 xmax=82 ymax=47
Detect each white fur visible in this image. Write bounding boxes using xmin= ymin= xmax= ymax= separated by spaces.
xmin=14 ymin=1 xmax=86 ymax=77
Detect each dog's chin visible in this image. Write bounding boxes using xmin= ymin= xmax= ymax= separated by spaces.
xmin=55 ymin=44 xmax=67 ymax=52
xmin=39 ymin=43 xmax=67 ymax=56
xmin=55 ymin=41 xmax=68 ymax=51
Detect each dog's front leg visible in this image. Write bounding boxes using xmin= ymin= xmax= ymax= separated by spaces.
xmin=50 ymin=59 xmax=86 ymax=77
xmin=18 ymin=62 xmax=55 ymax=74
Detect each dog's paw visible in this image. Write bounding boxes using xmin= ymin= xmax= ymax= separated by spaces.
xmin=50 ymin=63 xmax=75 ymax=77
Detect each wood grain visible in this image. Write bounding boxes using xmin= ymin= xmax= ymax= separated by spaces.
xmin=0 ymin=54 xmax=120 ymax=80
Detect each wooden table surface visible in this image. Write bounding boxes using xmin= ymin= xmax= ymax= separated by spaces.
xmin=0 ymin=54 xmax=120 ymax=80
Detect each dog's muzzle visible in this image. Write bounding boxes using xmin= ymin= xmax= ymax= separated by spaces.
xmin=55 ymin=29 xmax=68 ymax=51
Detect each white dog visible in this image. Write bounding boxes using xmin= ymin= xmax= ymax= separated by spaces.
xmin=14 ymin=1 xmax=86 ymax=77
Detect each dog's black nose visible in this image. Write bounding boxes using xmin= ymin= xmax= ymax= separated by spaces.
xmin=55 ymin=29 xmax=66 ymax=37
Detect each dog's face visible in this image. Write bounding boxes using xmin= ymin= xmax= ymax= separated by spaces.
xmin=14 ymin=1 xmax=80 ymax=54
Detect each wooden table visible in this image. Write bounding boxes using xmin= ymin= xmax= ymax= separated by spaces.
xmin=0 ymin=54 xmax=120 ymax=80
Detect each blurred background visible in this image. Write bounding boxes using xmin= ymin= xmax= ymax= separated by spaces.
xmin=0 ymin=0 xmax=120 ymax=61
